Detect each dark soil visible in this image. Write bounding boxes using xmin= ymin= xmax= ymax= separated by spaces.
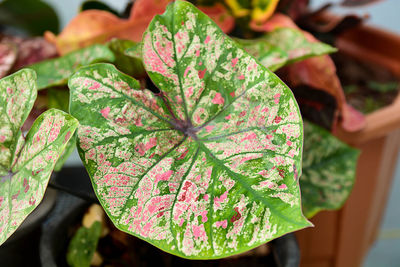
xmin=332 ymin=52 xmax=400 ymax=114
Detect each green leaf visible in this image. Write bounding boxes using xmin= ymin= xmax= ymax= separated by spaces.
xmin=28 ymin=44 xmax=115 ymax=90
xmin=0 ymin=0 xmax=59 ymax=35
xmin=236 ymin=28 xmax=336 ymax=71
xmin=67 ymin=221 xmax=102 ymax=267
xmin=107 ymin=39 xmax=145 ymax=78
xmin=0 ymin=107 xmax=78 ymax=245
xmin=69 ymin=0 xmax=310 ymax=259
xmin=300 ymin=121 xmax=359 ymax=218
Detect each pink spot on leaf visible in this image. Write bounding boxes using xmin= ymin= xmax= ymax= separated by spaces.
xmin=101 ymin=107 xmax=110 ymax=119
xmin=204 ymin=35 xmax=211 ymax=44
xmin=212 ymin=93 xmax=224 ymax=105
xmin=198 ymin=68 xmax=207 ymax=79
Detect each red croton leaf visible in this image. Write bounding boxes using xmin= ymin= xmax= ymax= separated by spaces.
xmin=251 ymin=13 xmax=366 ymax=132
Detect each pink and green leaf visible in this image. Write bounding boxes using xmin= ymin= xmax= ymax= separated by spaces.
xmin=0 ymin=69 xmax=37 ymax=174
xmin=301 ymin=121 xmax=359 ymax=218
xmin=28 ymin=44 xmax=115 ymax=90
xmin=0 ymin=106 xmax=78 ymax=245
xmin=235 ymin=27 xmax=336 ymax=71
xmin=69 ymin=1 xmax=310 ymax=259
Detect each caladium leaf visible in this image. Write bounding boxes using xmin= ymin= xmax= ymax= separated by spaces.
xmin=0 ymin=69 xmax=36 ymax=174
xmin=69 ymin=0 xmax=310 ymax=259
xmin=47 ymin=88 xmax=77 ymax=171
xmin=301 ymin=121 xmax=359 ymax=218
xmin=235 ymin=27 xmax=336 ymax=71
xmin=0 ymin=42 xmax=17 ymax=79
xmin=107 ymin=39 xmax=145 ymax=78
xmin=0 ymin=70 xmax=78 ymax=245
xmin=28 ymin=44 xmax=115 ymax=90
xmin=67 ymin=221 xmax=102 ymax=267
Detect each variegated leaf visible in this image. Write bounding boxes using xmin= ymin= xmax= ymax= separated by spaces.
xmin=0 ymin=107 xmax=78 ymax=245
xmin=28 ymin=44 xmax=115 ymax=90
xmin=0 ymin=69 xmax=37 ymax=174
xmin=235 ymin=27 xmax=336 ymax=71
xmin=69 ymin=0 xmax=310 ymax=259
xmin=301 ymin=121 xmax=359 ymax=218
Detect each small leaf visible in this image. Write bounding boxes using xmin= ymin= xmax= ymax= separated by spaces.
xmin=28 ymin=44 xmax=115 ymax=90
xmin=107 ymin=39 xmax=145 ymax=78
xmin=0 ymin=108 xmax=78 ymax=245
xmin=0 ymin=42 xmax=17 ymax=78
xmin=236 ymin=27 xmax=336 ymax=71
xmin=301 ymin=121 xmax=359 ymax=218
xmin=67 ymin=221 xmax=102 ymax=267
xmin=70 ymin=0 xmax=310 ymax=259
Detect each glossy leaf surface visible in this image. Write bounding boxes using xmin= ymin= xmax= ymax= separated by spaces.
xmin=69 ymin=1 xmax=309 ymax=259
xmin=235 ymin=27 xmax=336 ymax=71
xmin=301 ymin=121 xmax=359 ymax=218
xmin=67 ymin=221 xmax=102 ymax=267
xmin=28 ymin=44 xmax=115 ymax=90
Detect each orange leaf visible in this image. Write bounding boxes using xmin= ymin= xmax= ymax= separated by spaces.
xmin=46 ymin=0 xmax=234 ymax=55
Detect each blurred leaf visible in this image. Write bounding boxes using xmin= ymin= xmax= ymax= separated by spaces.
xmin=236 ymin=27 xmax=336 ymax=71
xmin=0 ymin=0 xmax=59 ymax=35
xmin=252 ymin=13 xmax=365 ymax=131
xmin=198 ymin=3 xmax=235 ymax=33
xmin=251 ymin=0 xmax=280 ymax=24
xmin=107 ymin=39 xmax=145 ymax=78
xmin=10 ymin=37 xmax=57 ymax=71
xmin=47 ymin=87 xmax=69 ymax=112
xmin=0 ymin=42 xmax=17 ymax=78
xmin=45 ymin=0 xmax=171 ymax=55
xmin=367 ymin=81 xmax=399 ymax=93
xmin=80 ymin=0 xmax=120 ymax=16
xmin=301 ymin=121 xmax=359 ymax=218
xmin=67 ymin=221 xmax=102 ymax=267
xmin=28 ymin=44 xmax=115 ymax=90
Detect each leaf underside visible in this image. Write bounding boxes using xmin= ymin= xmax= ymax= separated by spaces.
xmin=28 ymin=44 xmax=115 ymax=90
xmin=301 ymin=121 xmax=359 ymax=218
xmin=69 ymin=1 xmax=310 ymax=259
xmin=0 ymin=69 xmax=78 ymax=245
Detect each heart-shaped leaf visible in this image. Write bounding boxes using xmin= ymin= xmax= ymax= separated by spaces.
xmin=28 ymin=44 xmax=115 ymax=90
xmin=235 ymin=27 xmax=336 ymax=71
xmin=301 ymin=121 xmax=359 ymax=218
xmin=69 ymin=1 xmax=310 ymax=259
xmin=0 ymin=70 xmax=78 ymax=245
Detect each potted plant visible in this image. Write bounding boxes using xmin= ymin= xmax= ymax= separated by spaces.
xmin=2 ymin=0 xmax=390 ymax=266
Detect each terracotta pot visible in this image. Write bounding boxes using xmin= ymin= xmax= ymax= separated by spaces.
xmin=296 ymin=21 xmax=400 ymax=267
